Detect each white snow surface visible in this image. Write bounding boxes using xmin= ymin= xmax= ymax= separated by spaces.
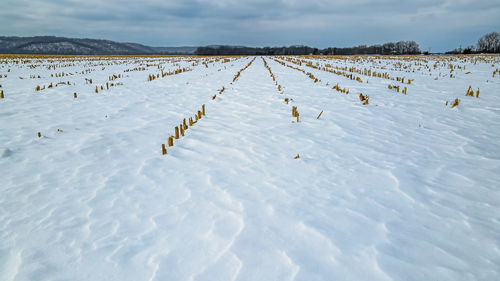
xmin=0 ymin=55 xmax=499 ymax=281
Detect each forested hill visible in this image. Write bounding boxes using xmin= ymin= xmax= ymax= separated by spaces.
xmin=0 ymin=36 xmax=197 ymax=55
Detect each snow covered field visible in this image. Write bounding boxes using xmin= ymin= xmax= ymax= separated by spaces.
xmin=1 ymin=54 xmax=499 ymax=281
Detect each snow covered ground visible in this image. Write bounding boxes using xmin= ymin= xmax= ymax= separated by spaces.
xmin=0 ymin=54 xmax=499 ymax=281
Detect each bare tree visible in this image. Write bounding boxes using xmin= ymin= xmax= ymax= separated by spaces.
xmin=477 ymin=32 xmax=500 ymax=53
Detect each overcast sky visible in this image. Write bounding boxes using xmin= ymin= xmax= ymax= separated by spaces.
xmin=1 ymin=0 xmax=499 ymax=52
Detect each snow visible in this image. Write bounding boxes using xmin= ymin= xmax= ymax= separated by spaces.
xmin=0 ymin=54 xmax=499 ymax=281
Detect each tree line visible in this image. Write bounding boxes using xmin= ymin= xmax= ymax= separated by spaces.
xmin=447 ymin=32 xmax=500 ymax=54
xmin=195 ymin=41 xmax=421 ymax=56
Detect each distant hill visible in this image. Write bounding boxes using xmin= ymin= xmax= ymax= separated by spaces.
xmin=0 ymin=36 xmax=198 ymax=55
xmin=0 ymin=36 xmax=423 ymax=56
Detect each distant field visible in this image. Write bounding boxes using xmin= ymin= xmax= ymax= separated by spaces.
xmin=1 ymin=54 xmax=499 ymax=281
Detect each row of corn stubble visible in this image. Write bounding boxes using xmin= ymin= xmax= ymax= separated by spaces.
xmin=161 ymin=57 xmax=256 ymax=155
xmin=262 ymin=58 xmax=302 ymax=123
xmin=262 ymin=57 xmax=311 ymax=159
xmin=162 ymin=104 xmax=206 ymax=155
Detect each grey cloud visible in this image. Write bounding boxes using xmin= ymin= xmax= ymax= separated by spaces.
xmin=0 ymin=0 xmax=499 ymax=51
